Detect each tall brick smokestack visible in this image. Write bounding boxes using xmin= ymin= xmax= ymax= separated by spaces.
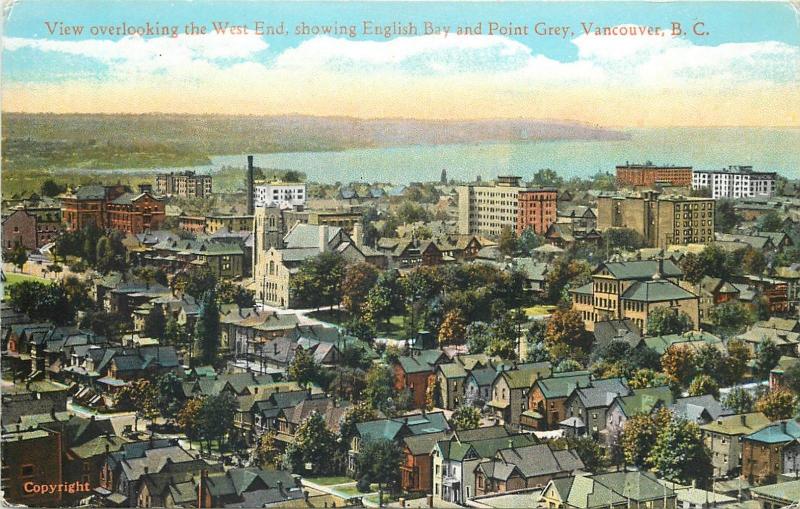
xmin=246 ymin=155 xmax=255 ymax=215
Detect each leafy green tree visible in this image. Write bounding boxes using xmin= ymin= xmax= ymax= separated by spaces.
xmin=621 ymin=408 xmax=672 ymax=468
xmin=288 ymin=347 xmax=320 ymax=387
xmin=178 ymin=397 xmax=205 ymax=452
xmin=688 ymin=374 xmax=720 ymax=398
xmin=715 ymin=199 xmax=743 ymax=234
xmin=648 ymin=418 xmax=713 ymax=487
xmin=741 ymin=248 xmax=767 ymax=276
xmin=782 ymin=362 xmax=800 ymax=394
xmin=723 ymin=339 xmax=750 ymax=386
xmin=498 ymin=226 xmax=518 ymax=256
xmin=95 ymin=233 xmax=126 ymax=274
xmin=290 ymin=252 xmax=347 ymax=309
xmin=80 ymin=309 xmax=128 ymax=340
xmin=200 ymin=392 xmax=238 ymax=451
xmin=9 ymin=281 xmax=74 ymax=325
xmin=723 ymin=387 xmax=755 ymax=414
xmin=755 ymin=338 xmax=781 ymax=378
xmin=628 ymin=369 xmax=673 ymax=389
xmin=283 ymin=412 xmax=339 ymax=475
xmin=711 ymin=302 xmax=754 ymax=337
xmin=680 ymin=253 xmax=705 ymax=284
xmin=604 ymin=228 xmax=645 ymax=252
xmin=566 ymin=436 xmax=609 ymax=474
xmin=756 ymin=388 xmax=796 ymax=421
xmin=194 ymin=288 xmax=221 ymax=365
xmin=661 ymin=345 xmax=696 ymax=387
xmin=517 ymin=228 xmax=544 ymax=254
xmin=355 ymin=438 xmax=402 ymax=500
xmin=339 ymin=402 xmax=379 ymax=444
xmin=173 ymin=266 xmax=217 ymax=299
xmin=451 ymin=405 xmax=481 ymax=430
xmin=215 ymin=280 xmax=255 ymax=307
xmin=144 ymin=304 xmax=166 ymax=340
xmin=345 ymin=317 xmax=377 ymax=344
xmin=156 ymin=372 xmax=185 ymax=422
xmin=758 ymin=210 xmax=783 ymax=232
xmin=545 ymin=257 xmax=592 ymax=304
xmin=364 ymin=365 xmax=396 ymax=415
xmin=115 ymin=378 xmax=159 ymax=431
xmin=466 ymin=321 xmax=492 ymax=354
xmin=693 ymin=344 xmax=724 ymax=382
xmin=365 ymin=271 xmax=405 ymax=327
xmin=40 ymin=179 xmax=66 ymax=197
xmin=254 ymin=431 xmax=282 ymax=468
xmin=8 ymin=244 xmax=28 ymax=272
xmin=698 ymin=244 xmax=738 ymax=281
xmin=647 ymin=307 xmax=693 ymax=336
xmin=530 ymin=168 xmax=564 ymax=188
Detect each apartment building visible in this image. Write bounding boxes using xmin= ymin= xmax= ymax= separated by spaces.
xmin=700 ymin=412 xmax=770 ymax=478
xmin=570 ymin=259 xmax=699 ymax=333
xmin=616 ymin=162 xmax=693 ymax=187
xmin=597 ymin=191 xmax=715 ymax=248
xmin=692 ymin=166 xmax=776 ymax=199
xmin=457 ymin=176 xmax=557 ymax=237
xmin=253 ymin=182 xmax=306 ymax=208
xmin=154 ymin=171 xmax=212 ymax=198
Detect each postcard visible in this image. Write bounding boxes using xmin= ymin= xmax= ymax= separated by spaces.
xmin=1 ymin=1 xmax=799 ymax=508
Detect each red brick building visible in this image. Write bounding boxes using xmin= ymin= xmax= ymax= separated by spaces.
xmin=2 ymin=207 xmax=62 ymax=251
xmin=516 ymin=189 xmax=558 ymax=235
xmin=616 ymin=163 xmax=693 ymax=188
xmin=106 ymin=192 xmax=165 ymax=234
xmin=60 ymin=185 xmax=127 ymax=232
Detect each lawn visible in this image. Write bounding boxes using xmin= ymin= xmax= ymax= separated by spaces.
xmin=2 ymin=272 xmax=53 ymax=300
xmin=306 ymin=476 xmax=354 ymax=486
xmin=307 ymin=310 xmax=409 ymax=340
xmin=332 ymin=485 xmax=366 ymax=498
xmin=524 ymin=305 xmax=557 ymax=317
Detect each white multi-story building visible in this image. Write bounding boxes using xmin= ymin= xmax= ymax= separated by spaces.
xmin=253 ymin=182 xmax=306 ymax=208
xmin=692 ymin=166 xmax=776 ymax=199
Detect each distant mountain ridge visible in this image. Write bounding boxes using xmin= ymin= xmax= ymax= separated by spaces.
xmin=2 ymin=113 xmax=628 ymax=155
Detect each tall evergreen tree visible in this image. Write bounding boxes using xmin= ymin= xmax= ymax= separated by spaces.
xmin=144 ymin=304 xmax=166 ymax=340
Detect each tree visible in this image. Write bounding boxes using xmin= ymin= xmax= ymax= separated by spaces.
xmin=156 ymin=372 xmax=185 ymax=422
xmin=680 ymin=253 xmax=705 ymax=284
xmin=438 ymin=310 xmax=467 ymax=345
xmin=288 ymin=347 xmax=320 ymax=387
xmin=711 ymin=302 xmax=754 ymax=338
xmin=254 ymin=431 xmax=282 ymax=468
xmin=355 ymin=438 xmax=402 ymax=501
xmin=531 ymin=168 xmax=564 ymax=188
xmin=283 ymin=412 xmax=338 ymax=475
xmin=628 ymin=369 xmax=673 ymax=390
xmin=545 ymin=258 xmax=592 ymax=304
xmin=783 ymin=362 xmax=800 ymax=394
xmin=199 ymin=392 xmax=238 ymax=451
xmin=466 ymin=321 xmax=492 ymax=354
xmin=498 ymin=226 xmax=518 ymax=256
xmin=741 ymin=248 xmax=767 ymax=276
xmin=688 ymin=374 xmax=720 ymax=398
xmin=647 ymin=307 xmax=692 ymax=336
xmin=451 ymin=406 xmax=481 ymax=430
xmin=143 ymin=304 xmax=166 ymax=340
xmin=723 ymin=339 xmax=751 ymax=386
xmin=177 ymin=398 xmax=205 ymax=451
xmin=693 ymin=344 xmax=724 ymax=382
xmin=715 ymin=199 xmax=743 ymax=233
xmin=604 ymin=228 xmax=645 ymax=252
xmin=175 ymin=266 xmax=217 ymax=299
xmin=758 ymin=210 xmax=783 ymax=232
xmin=756 ymin=388 xmax=796 ymax=421
xmin=648 ymin=418 xmax=712 ymax=487
xmin=194 ymin=288 xmax=221 ymax=366
xmin=567 ymin=436 xmax=609 ymax=474
xmin=723 ymin=387 xmax=755 ymax=414
xmin=345 ymin=317 xmax=377 ymax=344
xmin=755 ymin=338 xmax=781 ymax=378
xmin=365 ymin=271 xmax=405 ymax=327
xmin=40 ymin=178 xmax=66 ymax=197
xmin=544 ymin=308 xmax=588 ymax=360
xmin=95 ymin=234 xmax=126 ymax=274
xmin=621 ymin=408 xmax=671 ymax=468
xmin=8 ymin=244 xmax=27 ymax=272
xmin=339 ymin=402 xmax=379 ymax=444
xmin=9 ymin=281 xmax=74 ymax=325
xmin=47 ymin=264 xmax=63 ymax=279
xmin=215 ymin=280 xmax=255 ymax=308
xmin=364 ymin=365 xmax=396 ymax=415
xmin=341 ymin=263 xmax=380 ymax=316
xmin=517 ymin=228 xmax=544 ymax=255
xmin=661 ymin=345 xmax=696 ymax=387
xmin=115 ymin=378 xmax=159 ymax=431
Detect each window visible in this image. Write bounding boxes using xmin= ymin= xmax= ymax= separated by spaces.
xmin=21 ymin=464 xmax=34 ymax=477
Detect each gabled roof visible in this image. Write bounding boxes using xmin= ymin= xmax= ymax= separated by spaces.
xmin=570 ymin=378 xmax=629 ymax=409
xmin=614 ymin=386 xmax=674 ymax=418
xmin=700 ymin=412 xmax=770 ymax=436
xmin=597 ymin=260 xmax=683 ymax=280
xmin=534 ymin=371 xmax=592 ymax=400
xmin=478 ymin=443 xmax=583 ymax=481
xmin=467 ymin=366 xmax=500 ymax=387
xmin=620 ymin=280 xmax=697 ymax=302
xmin=403 ymin=431 xmax=451 ymax=456
xmin=670 ymin=395 xmax=732 ymax=422
xmin=745 ymin=419 xmax=800 ymax=444
xmin=396 ymin=349 xmax=447 ymax=374
xmin=498 ymin=362 xmax=552 ymax=390
xmin=283 ymin=223 xmax=345 ymax=249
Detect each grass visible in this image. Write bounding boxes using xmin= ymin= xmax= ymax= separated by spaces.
xmin=2 ymin=272 xmax=53 ymax=301
xmin=333 ymin=485 xmax=366 ymax=498
xmin=306 ymin=476 xmax=354 ymax=486
xmin=364 ymin=493 xmax=394 ymax=505
xmin=307 ymin=310 xmax=409 ymax=340
xmin=523 ymin=305 xmax=557 ymax=317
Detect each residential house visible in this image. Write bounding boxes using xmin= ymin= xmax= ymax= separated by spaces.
xmin=540 ymin=471 xmax=677 ymax=509
xmin=770 ymin=356 xmax=800 ymax=390
xmin=274 ymin=397 xmax=351 ymax=451
xmin=742 ymin=419 xmax=800 ymax=485
xmin=670 ymin=394 xmax=733 ymax=424
xmin=605 ymin=385 xmax=674 ymax=445
xmin=564 ymin=378 xmax=630 ymax=437
xmin=401 ymin=431 xmax=451 ymax=494
xmin=751 ymin=479 xmax=800 ymax=509
xmin=197 ymin=468 xmax=302 ymax=508
xmin=488 ymin=362 xmax=553 ymax=429
xmin=465 ymin=366 xmax=498 ymax=407
xmin=700 ymin=412 xmax=771 ymax=478
xmin=474 ymin=443 xmax=584 ymax=496
xmin=2 ymin=206 xmax=62 ymax=251
xmin=393 ymin=349 xmax=449 ymax=409
xmin=437 ymin=363 xmax=468 ymax=410
xmin=431 ymin=426 xmax=537 ymax=504
xmin=523 ymin=371 xmax=592 ymax=432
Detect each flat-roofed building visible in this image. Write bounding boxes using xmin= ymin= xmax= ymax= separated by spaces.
xmin=616 ymin=162 xmax=693 ymax=187
xmin=692 ymin=166 xmax=776 ymax=199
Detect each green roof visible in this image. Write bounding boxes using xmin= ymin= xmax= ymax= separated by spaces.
xmin=621 ymin=280 xmax=697 ymax=302
xmin=746 ymin=419 xmax=800 ymax=444
xmin=591 ymin=471 xmax=674 ymax=502
xmin=70 ymin=435 xmax=128 ymax=459
xmin=550 ymin=476 xmax=626 ymax=509
xmin=438 ymin=363 xmax=468 ymax=379
xmin=535 ymin=371 xmax=592 ymax=399
xmin=501 ymin=362 xmax=552 ymax=389
xmin=615 ymin=386 xmax=674 ymax=417
xmin=751 ymin=479 xmax=800 ymax=503
xmin=397 ymin=349 xmax=445 ymax=374
xmin=599 ymin=260 xmax=683 ymax=280
xmin=643 ymin=332 xmax=722 ymax=355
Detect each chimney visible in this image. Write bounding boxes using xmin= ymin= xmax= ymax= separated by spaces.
xmin=144 ymin=466 xmax=149 ymax=475
xmin=741 ymin=414 xmax=747 ymax=426
xmin=247 ymin=155 xmax=255 ymax=216
xmin=508 ymin=439 xmax=513 ymax=450
xmin=319 ymin=225 xmax=329 ymax=253
xmin=782 ymin=421 xmax=788 ymax=434
xmin=352 ymin=222 xmax=363 ymax=249
xmin=277 ymin=480 xmax=284 ymax=496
